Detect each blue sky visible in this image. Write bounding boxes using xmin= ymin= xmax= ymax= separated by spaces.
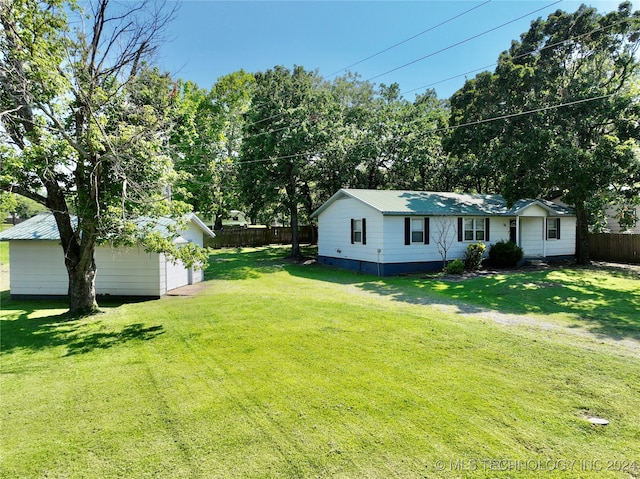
xmin=157 ymin=1 xmax=632 ymax=100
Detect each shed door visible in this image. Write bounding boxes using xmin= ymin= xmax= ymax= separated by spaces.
xmin=166 ymin=259 xmax=190 ymax=291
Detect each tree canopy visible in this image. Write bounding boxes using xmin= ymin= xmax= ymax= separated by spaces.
xmin=239 ymin=65 xmax=337 ymax=258
xmin=446 ymin=2 xmax=640 ymax=263
xmin=0 ymin=0 xmax=207 ymax=314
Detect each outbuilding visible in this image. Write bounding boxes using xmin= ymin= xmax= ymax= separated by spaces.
xmin=0 ymin=212 xmax=215 ymax=299
xmin=311 ymin=189 xmax=576 ymax=276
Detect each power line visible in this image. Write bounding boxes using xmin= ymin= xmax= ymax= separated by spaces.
xmin=243 ymin=2 xmax=495 ymax=129
xmin=237 ymin=92 xmax=619 ymax=166
xmin=403 ymin=15 xmax=634 ymax=95
xmin=366 ymin=0 xmax=562 ymax=82
xmin=327 ymin=0 xmax=493 ymax=78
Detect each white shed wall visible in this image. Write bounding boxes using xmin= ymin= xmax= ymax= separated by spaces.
xmin=174 ymin=221 xmax=206 ymax=283
xmin=9 ymin=241 xmax=165 ymax=297
xmin=180 ymin=221 xmax=206 ymax=247
xmin=9 ymin=241 xmax=68 ymax=296
xmin=95 ymin=246 xmax=161 ymax=296
xmin=163 ymin=254 xmax=191 ymax=293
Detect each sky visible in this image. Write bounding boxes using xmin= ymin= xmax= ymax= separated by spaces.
xmin=157 ymin=1 xmax=633 ymax=100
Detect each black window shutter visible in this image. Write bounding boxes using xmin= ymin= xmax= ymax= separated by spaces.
xmin=350 ymin=219 xmax=354 ymax=244
xmin=457 ymin=217 xmax=463 ymax=242
xmin=485 ymin=218 xmax=490 ymax=241
xmin=404 ymin=217 xmax=411 ymax=245
xmin=556 ymin=218 xmax=561 ymax=240
xmin=424 ymin=218 xmax=430 ymax=244
xmin=362 ymin=218 xmax=367 ymax=245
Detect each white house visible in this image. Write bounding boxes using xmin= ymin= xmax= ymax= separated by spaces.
xmin=0 ymin=212 xmax=215 ymax=299
xmin=311 ymin=189 xmax=576 ymax=276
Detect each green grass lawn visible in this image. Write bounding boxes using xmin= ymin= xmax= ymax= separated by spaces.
xmin=1 ymin=247 xmax=639 ymax=478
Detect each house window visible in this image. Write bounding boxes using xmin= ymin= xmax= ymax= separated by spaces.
xmin=404 ymin=217 xmax=429 ymax=245
xmin=353 ymin=219 xmax=362 ymax=243
xmin=411 ymin=218 xmax=424 ymax=243
xmin=464 ymin=218 xmax=485 ymax=241
xmin=547 ymin=218 xmax=560 ymax=239
xmin=351 ymin=218 xmax=366 ymax=244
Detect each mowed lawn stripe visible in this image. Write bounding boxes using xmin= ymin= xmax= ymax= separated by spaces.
xmin=1 ymin=247 xmax=639 ymax=478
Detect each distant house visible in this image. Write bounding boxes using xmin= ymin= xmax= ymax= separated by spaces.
xmin=202 ymin=210 xmax=249 ymax=230
xmin=311 ymin=189 xmax=576 ymax=276
xmin=0 ymin=212 xmax=215 ymax=299
xmin=603 ymin=204 xmax=640 ymax=234
xmin=222 ymin=210 xmax=248 ymax=228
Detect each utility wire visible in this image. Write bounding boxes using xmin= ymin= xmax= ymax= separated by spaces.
xmin=327 ymin=0 xmax=492 ymax=78
xmin=403 ymin=15 xmax=635 ymax=95
xmin=366 ymin=0 xmax=562 ymax=82
xmin=237 ymin=92 xmax=619 ymax=166
xmin=244 ymin=2 xmax=494 ymax=129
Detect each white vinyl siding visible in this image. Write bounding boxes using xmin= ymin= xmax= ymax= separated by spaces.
xmin=8 ymin=242 xmax=68 ymax=296
xmin=317 ymin=197 xmax=380 ymax=263
xmin=7 ymin=240 xmax=205 ymax=297
xmin=8 ymin=242 xmax=163 ymax=297
xmin=315 ymin=194 xmax=576 ymax=269
xmin=164 ymin=255 xmax=190 ymax=293
xmin=94 ymin=246 xmax=161 ymax=296
xmin=520 ymin=217 xmax=544 ymax=257
xmin=545 ymin=217 xmax=576 ymax=257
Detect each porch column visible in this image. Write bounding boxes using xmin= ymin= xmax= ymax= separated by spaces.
xmin=542 ymin=217 xmax=547 ymax=258
xmin=516 ymin=216 xmax=520 ymax=247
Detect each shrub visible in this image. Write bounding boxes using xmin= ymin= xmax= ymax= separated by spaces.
xmin=444 ymin=259 xmax=464 ymax=274
xmin=489 ymin=240 xmax=524 ymax=268
xmin=464 ymin=242 xmax=486 ymax=271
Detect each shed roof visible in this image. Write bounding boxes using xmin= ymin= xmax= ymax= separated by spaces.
xmin=0 ymin=212 xmax=215 ymax=241
xmin=311 ymin=189 xmax=574 ymax=218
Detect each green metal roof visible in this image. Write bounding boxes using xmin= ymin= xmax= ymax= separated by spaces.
xmin=312 ymin=189 xmax=574 ymax=218
xmin=0 ymin=212 xmax=215 ymax=241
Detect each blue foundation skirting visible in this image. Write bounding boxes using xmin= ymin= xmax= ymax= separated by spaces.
xmin=318 ymin=254 xmax=576 ymax=276
xmin=317 ymin=256 xmax=442 ymax=276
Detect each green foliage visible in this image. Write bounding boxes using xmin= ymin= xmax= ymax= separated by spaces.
xmin=447 ymin=2 xmax=640 ymax=263
xmin=489 ymin=240 xmax=524 ymax=268
xmin=444 ymin=258 xmax=464 ymax=274
xmin=325 ymin=77 xmax=450 ymax=195
xmin=171 ymin=71 xmax=255 ymax=224
xmin=464 ymin=242 xmax=486 ymax=271
xmin=0 ymin=192 xmax=17 ymax=219
xmin=0 ymin=0 xmax=207 ymax=313
xmin=240 ymin=65 xmax=337 ymax=257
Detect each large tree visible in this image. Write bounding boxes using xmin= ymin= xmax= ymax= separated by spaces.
xmin=172 ymin=71 xmax=255 ymax=229
xmin=447 ymin=2 xmax=640 ymax=263
xmin=322 ymin=76 xmax=451 ymax=196
xmin=239 ymin=65 xmax=337 ymax=258
xmin=0 ymin=0 xmax=206 ymax=314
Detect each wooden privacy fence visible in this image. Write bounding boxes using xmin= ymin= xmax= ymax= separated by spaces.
xmin=206 ymin=226 xmax=316 ymax=249
xmin=589 ymin=233 xmax=640 ymax=264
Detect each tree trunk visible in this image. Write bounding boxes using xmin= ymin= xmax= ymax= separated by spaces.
xmin=289 ymin=203 xmax=301 ymax=259
xmin=574 ymin=201 xmax=591 ymax=265
xmin=51 ymin=208 xmax=99 ymax=315
xmin=67 ymin=257 xmax=99 ymax=315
